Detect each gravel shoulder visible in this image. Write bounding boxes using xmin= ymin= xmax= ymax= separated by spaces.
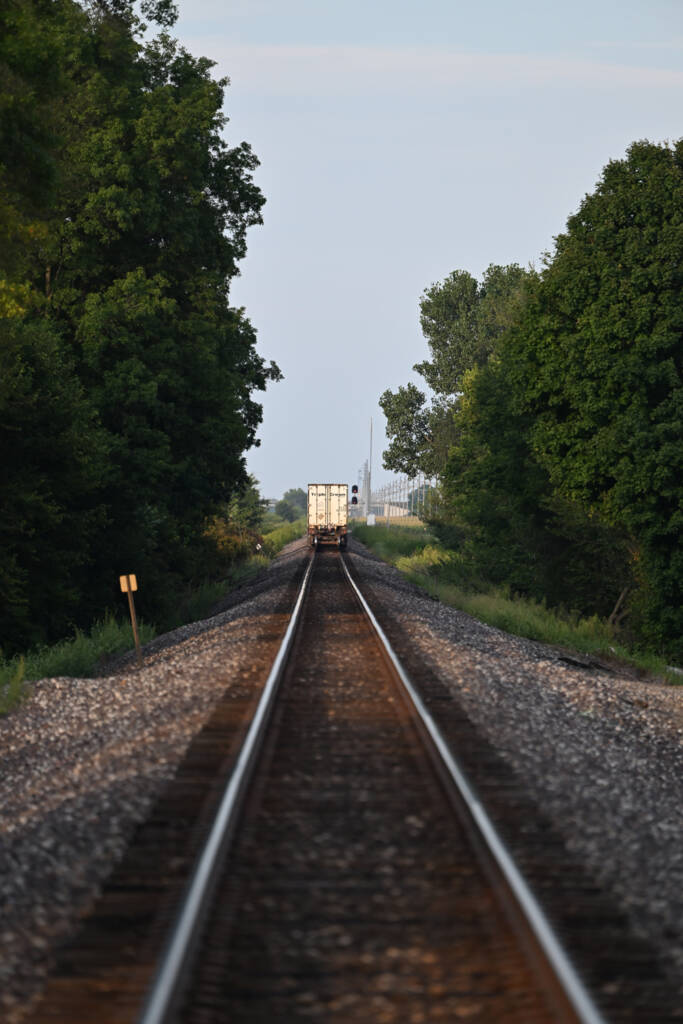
xmin=345 ymin=535 xmax=683 ymax=997
xmin=0 ymin=538 xmax=310 ymax=1022
xmin=2 ymin=532 xmax=682 ymax=1019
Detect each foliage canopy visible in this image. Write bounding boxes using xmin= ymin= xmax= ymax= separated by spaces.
xmin=0 ymin=0 xmax=279 ymax=654
xmin=509 ymin=140 xmax=683 ymax=652
xmin=381 ymin=141 xmax=682 ymax=659
xmin=380 ymin=264 xmax=533 ymax=477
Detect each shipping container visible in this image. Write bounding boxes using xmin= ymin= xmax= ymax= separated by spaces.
xmin=307 ymin=483 xmax=348 ymax=547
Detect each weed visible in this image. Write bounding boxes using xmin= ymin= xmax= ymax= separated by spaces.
xmin=262 ymin=517 xmax=306 ymax=556
xmin=0 ymin=615 xmax=156 ymax=714
xmin=0 ymin=517 xmax=307 ymax=715
xmin=352 ymin=523 xmax=434 ymax=562
xmin=355 ymin=524 xmax=679 ymax=683
xmin=167 ymin=555 xmax=272 ymax=628
xmin=164 ymin=520 xmax=305 ymax=629
xmin=0 ymin=657 xmax=27 ymax=714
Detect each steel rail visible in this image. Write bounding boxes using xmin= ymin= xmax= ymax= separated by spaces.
xmin=137 ymin=553 xmax=316 ymax=1024
xmin=339 ymin=554 xmax=608 ymax=1024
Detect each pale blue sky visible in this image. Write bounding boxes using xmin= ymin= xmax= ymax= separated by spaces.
xmin=172 ymin=0 xmax=683 ymax=498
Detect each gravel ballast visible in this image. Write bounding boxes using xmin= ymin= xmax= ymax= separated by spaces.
xmin=345 ymin=536 xmax=683 ymax=1002
xmin=0 ymin=540 xmax=309 ymax=1022
xmin=1 ymin=533 xmax=682 ymax=1018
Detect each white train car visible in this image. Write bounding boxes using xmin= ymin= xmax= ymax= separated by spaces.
xmin=307 ymin=483 xmax=348 ymax=548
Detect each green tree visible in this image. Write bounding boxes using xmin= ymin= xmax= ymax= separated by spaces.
xmin=381 ymin=264 xmax=532 ymax=476
xmin=275 ymin=499 xmax=299 ymax=523
xmin=282 ymin=487 xmax=307 ymax=513
xmin=379 ymin=383 xmax=432 ymax=475
xmin=509 ymin=140 xmax=683 ymax=655
xmin=0 ymin=0 xmax=80 ymax=309
xmin=55 ymin=1 xmax=277 ymax=623
xmin=227 ymin=475 xmax=268 ymax=530
xmin=0 ymin=0 xmax=279 ymax=647
xmin=0 ymin=318 xmax=108 ymax=653
xmin=414 ymin=270 xmax=479 ymax=395
xmin=415 ymin=263 xmax=532 ymax=395
xmin=440 ymin=355 xmax=633 ymax=615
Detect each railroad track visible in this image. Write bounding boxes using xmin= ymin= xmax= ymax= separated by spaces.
xmin=24 ymin=546 xmax=671 ymax=1022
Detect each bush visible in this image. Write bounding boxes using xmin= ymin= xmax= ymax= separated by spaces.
xmin=355 ymin=525 xmax=679 ymax=682
xmin=160 ymin=518 xmax=305 ymax=630
xmin=262 ymin=517 xmax=306 ymax=556
xmin=352 ymin=523 xmax=433 ymax=561
xmin=0 ymin=614 xmax=156 ymax=714
xmin=198 ymin=516 xmax=261 ymax=576
xmin=0 ymin=513 xmax=307 ymax=714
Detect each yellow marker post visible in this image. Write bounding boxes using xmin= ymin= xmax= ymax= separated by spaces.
xmin=119 ymin=574 xmax=142 ymax=664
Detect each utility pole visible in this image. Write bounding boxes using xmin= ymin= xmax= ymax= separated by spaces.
xmin=367 ymin=417 xmax=373 ymax=518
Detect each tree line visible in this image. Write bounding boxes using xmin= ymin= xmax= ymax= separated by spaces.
xmin=0 ymin=0 xmax=280 ymax=656
xmin=381 ymin=141 xmax=682 ymax=661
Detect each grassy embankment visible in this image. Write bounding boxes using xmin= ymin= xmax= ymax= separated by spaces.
xmin=352 ymin=521 xmax=679 ymax=683
xmin=0 ymin=517 xmax=306 ymax=713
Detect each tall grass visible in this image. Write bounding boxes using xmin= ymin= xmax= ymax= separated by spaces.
xmin=0 ymin=615 xmax=156 ymax=714
xmin=353 ymin=523 xmax=434 ymax=561
xmin=168 ymin=518 xmax=306 ymax=627
xmin=164 ymin=555 xmax=272 ymax=630
xmin=262 ymin=516 xmax=306 ymax=556
xmin=1 ymin=517 xmax=308 ymax=714
xmin=0 ymin=658 xmax=26 ymax=716
xmin=353 ymin=522 xmax=679 ymax=682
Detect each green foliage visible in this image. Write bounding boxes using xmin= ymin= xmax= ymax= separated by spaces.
xmin=355 ymin=525 xmax=677 ymax=682
xmin=381 ymin=264 xmax=533 ymax=476
xmin=0 ymin=613 xmax=156 ymax=714
xmin=198 ymin=516 xmax=260 ymax=574
xmin=0 ymin=0 xmax=279 ymax=655
xmin=282 ymin=487 xmax=307 ymax=512
xmin=0 ymin=508 xmax=304 ymax=713
xmin=170 ymin=516 xmax=305 ymax=624
xmin=0 ymin=502 xmax=304 ymax=713
xmin=27 ymin=614 xmax=155 ymax=677
xmin=436 ymin=357 xmax=635 ymax=619
xmin=225 ymin=475 xmax=269 ymax=530
xmin=261 ymin=516 xmax=306 ymax=556
xmin=352 ymin=523 xmax=434 ymax=560
xmin=379 ymin=383 xmax=432 ymax=476
xmin=159 ymin=511 xmax=303 ymax=628
xmin=386 ymin=140 xmax=682 ymax=661
xmin=507 ymin=139 xmax=683 ymax=656
xmin=274 ymin=499 xmax=299 ymax=522
xmin=262 ymin=487 xmax=307 ymax=529
xmin=260 ymin=508 xmax=283 ymax=531
xmin=269 ymin=487 xmax=308 ymax=523
xmin=163 ymin=555 xmax=270 ymax=630
xmin=415 ymin=263 xmax=533 ymax=395
xmin=379 ymin=387 xmax=459 ymax=478
xmin=0 ymin=0 xmax=73 ymax=284
xmin=0 ymin=317 xmax=108 ymax=651
xmin=0 ymin=657 xmax=27 ymax=715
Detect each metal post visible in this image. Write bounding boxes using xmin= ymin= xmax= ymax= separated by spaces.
xmin=368 ymin=417 xmax=373 ymax=521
